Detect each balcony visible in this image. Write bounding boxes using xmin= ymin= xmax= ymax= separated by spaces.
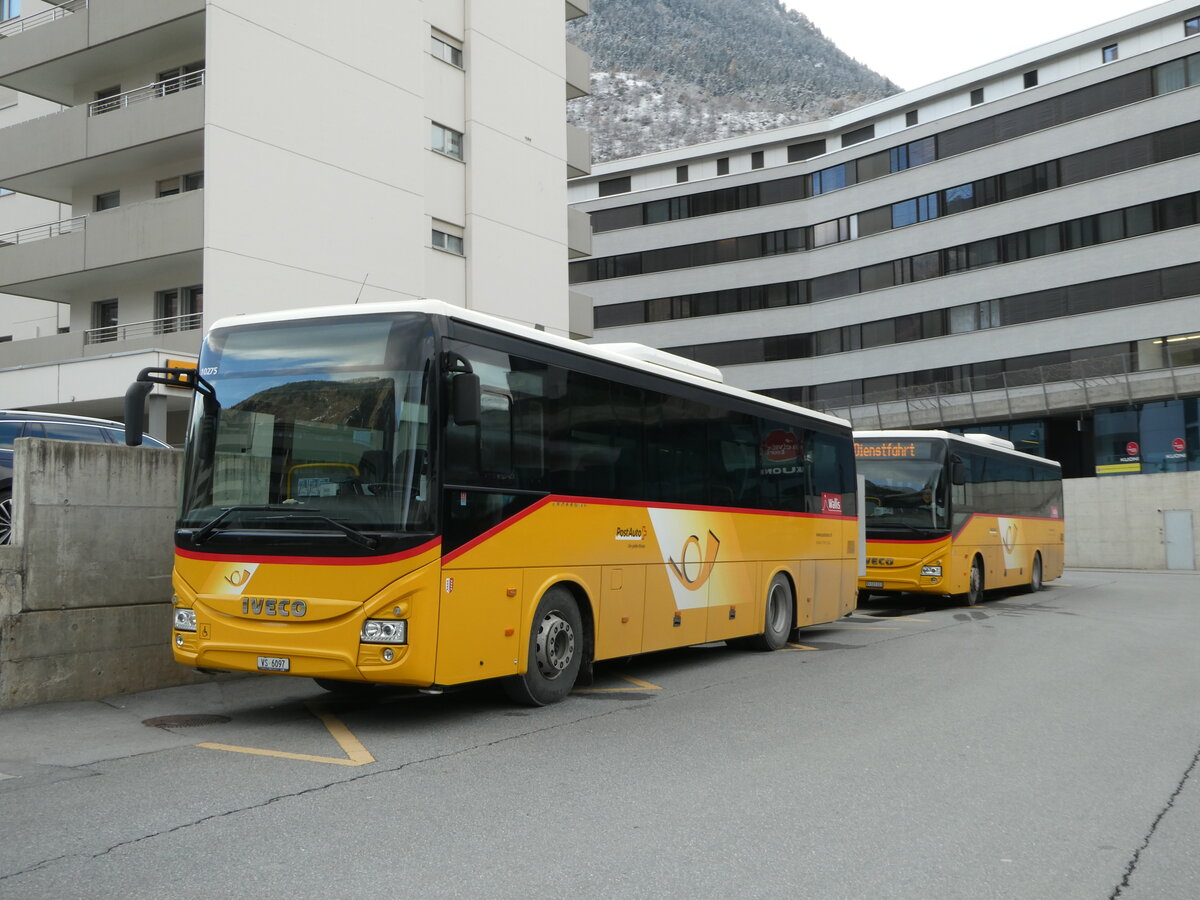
xmin=565 ymin=41 xmax=590 ymax=100
xmin=819 ymin=353 xmax=1200 ymax=430
xmin=0 ymin=71 xmax=204 ymax=201
xmin=84 ymin=312 xmax=202 ymax=346
xmin=0 ymin=190 xmax=202 ymax=301
xmin=566 ymin=122 xmax=591 ymax=178
xmin=0 ymin=0 xmax=204 ymax=104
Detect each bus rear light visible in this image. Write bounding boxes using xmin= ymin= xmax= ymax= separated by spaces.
xmin=921 ymin=565 xmax=943 ymax=577
xmin=362 ymin=619 xmax=407 ymax=644
xmin=174 ymin=609 xmax=197 ymax=632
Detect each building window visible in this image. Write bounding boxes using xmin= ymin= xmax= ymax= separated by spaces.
xmin=431 ymin=32 xmax=463 ymax=68
xmin=156 ymin=171 xmax=203 ymax=197
xmin=92 ymin=85 xmax=122 ymax=115
xmin=91 ymin=300 xmax=118 ymax=343
xmin=841 ymin=124 xmax=875 ymax=147
xmin=676 ymin=165 xmax=688 ymax=183
xmin=716 ymin=157 xmax=730 ymax=176
xmin=970 ymin=87 xmax=984 ymax=106
xmin=787 ymin=140 xmax=825 ymax=162
xmin=431 ymin=122 xmax=464 ymax=160
xmin=1187 ymin=16 xmax=1200 ymax=36
xmin=157 ymin=61 xmax=205 ymax=93
xmin=156 ymin=285 xmax=203 ymax=332
xmin=598 ymin=176 xmax=631 ymax=197
xmin=94 ymin=191 xmax=120 ymax=212
xmin=1024 ymin=70 xmax=1039 ymax=88
xmin=905 ymin=110 xmax=919 ymax=127
xmin=0 ymin=1 xmax=18 ymax=22
xmin=751 ymin=151 xmax=764 ymax=170
xmin=1102 ymin=44 xmax=1119 ymax=63
xmin=432 ymin=227 xmax=464 ymax=256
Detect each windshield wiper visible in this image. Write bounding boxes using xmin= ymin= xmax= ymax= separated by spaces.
xmin=865 ymin=521 xmax=943 ymax=537
xmin=191 ymin=505 xmax=378 ymax=549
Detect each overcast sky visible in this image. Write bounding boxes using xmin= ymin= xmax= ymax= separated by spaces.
xmin=784 ymin=1 xmax=1162 ymax=90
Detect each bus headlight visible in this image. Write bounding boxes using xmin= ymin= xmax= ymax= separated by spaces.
xmin=174 ymin=609 xmax=197 ymax=632
xmin=921 ymin=565 xmax=943 ymax=577
xmin=361 ymin=619 xmax=407 ymax=644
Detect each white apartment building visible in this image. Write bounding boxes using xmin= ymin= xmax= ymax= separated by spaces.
xmin=0 ymin=0 xmax=593 ymax=442
xmin=569 ymin=0 xmax=1200 ymax=479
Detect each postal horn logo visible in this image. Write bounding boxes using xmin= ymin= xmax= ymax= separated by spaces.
xmin=668 ymin=531 xmax=720 ymax=591
xmin=225 ymin=568 xmax=252 ymax=588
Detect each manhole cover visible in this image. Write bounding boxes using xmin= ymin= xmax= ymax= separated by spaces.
xmin=142 ymin=714 xmax=231 ymax=728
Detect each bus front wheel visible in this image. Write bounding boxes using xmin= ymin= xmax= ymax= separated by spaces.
xmin=503 ymin=587 xmax=583 ymax=707
xmin=965 ymin=557 xmax=985 ymax=606
xmin=1025 ymin=552 xmax=1043 ymax=593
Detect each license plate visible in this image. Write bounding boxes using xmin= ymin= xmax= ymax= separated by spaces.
xmin=257 ymin=656 xmax=290 ymax=672
xmin=866 ymin=581 xmax=884 ymax=588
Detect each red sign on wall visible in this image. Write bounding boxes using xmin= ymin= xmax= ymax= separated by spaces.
xmin=1126 ymin=441 xmax=1140 ymax=457
xmin=1173 ymin=438 xmax=1186 ymax=453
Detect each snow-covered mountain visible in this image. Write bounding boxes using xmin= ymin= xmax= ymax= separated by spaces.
xmin=568 ymin=0 xmax=900 ymax=162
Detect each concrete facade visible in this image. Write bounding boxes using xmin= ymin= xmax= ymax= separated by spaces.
xmin=0 ymin=438 xmax=210 ymax=708
xmin=1064 ymin=471 xmax=1200 ymax=570
xmin=0 ymin=0 xmax=593 ymax=442
xmin=569 ymin=0 xmax=1200 ymax=480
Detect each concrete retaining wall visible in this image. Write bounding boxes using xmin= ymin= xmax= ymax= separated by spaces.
xmin=0 ymin=438 xmax=215 ymax=708
xmin=1064 ymin=470 xmax=1200 ymax=570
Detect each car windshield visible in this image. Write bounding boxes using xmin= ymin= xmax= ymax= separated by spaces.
xmin=178 ymin=313 xmax=436 ymax=543
xmin=855 ymin=439 xmax=949 ymax=532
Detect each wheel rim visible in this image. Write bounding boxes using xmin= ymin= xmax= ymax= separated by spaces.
xmin=970 ymin=562 xmax=982 ymax=600
xmin=0 ymin=497 xmax=12 ymax=545
xmin=535 ymin=610 xmax=575 ymax=680
xmin=767 ymin=582 xmax=789 ymax=633
xmin=1032 ymin=556 xmax=1042 ymax=590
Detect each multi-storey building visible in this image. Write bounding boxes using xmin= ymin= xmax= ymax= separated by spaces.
xmin=0 ymin=0 xmax=592 ymax=442
xmin=569 ymin=0 xmax=1200 ymax=478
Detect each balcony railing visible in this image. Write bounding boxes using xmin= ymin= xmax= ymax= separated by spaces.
xmin=0 ymin=215 xmax=86 ymax=247
xmin=816 ymin=351 xmax=1200 ymax=429
xmin=0 ymin=0 xmax=86 ymax=38
xmin=88 ymin=69 xmax=205 ymax=117
xmin=84 ymin=313 xmax=202 ymax=346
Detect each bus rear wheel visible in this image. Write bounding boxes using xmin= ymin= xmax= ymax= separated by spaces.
xmin=965 ymin=557 xmax=985 ymax=606
xmin=735 ymin=573 xmax=793 ymax=652
xmin=503 ymin=587 xmax=583 ymax=707
xmin=1025 ymin=552 xmax=1043 ymax=593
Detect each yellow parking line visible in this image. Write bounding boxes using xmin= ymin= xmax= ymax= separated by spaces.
xmin=785 ymin=643 xmax=821 ymax=651
xmin=197 ymin=701 xmax=375 ymax=767
xmin=575 ymin=673 xmax=663 ymax=693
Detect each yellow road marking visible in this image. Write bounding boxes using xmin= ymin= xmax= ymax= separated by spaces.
xmin=840 ymin=624 xmax=899 ymax=630
xmin=785 ymin=643 xmax=821 ymax=651
xmin=197 ymin=701 xmax=375 ymax=767
xmin=575 ymin=673 xmax=663 ymax=693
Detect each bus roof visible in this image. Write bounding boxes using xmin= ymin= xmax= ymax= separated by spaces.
xmin=855 ymin=429 xmax=1062 ymax=468
xmin=207 ymin=299 xmax=851 ymax=430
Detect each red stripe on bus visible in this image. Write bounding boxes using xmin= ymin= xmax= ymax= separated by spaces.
xmin=176 ymin=537 xmax=441 ymax=567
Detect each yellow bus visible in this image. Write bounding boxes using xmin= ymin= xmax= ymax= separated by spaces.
xmin=854 ymin=430 xmax=1064 ymax=605
xmin=127 ymin=301 xmax=859 ymax=705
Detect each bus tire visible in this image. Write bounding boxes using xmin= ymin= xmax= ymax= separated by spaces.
xmin=1025 ymin=552 xmax=1043 ymax=593
xmin=503 ymin=586 xmax=583 ymax=707
xmin=965 ymin=556 xmax=985 ymax=606
xmin=739 ymin=573 xmax=793 ymax=652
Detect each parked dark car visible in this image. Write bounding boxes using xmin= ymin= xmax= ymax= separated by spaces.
xmin=0 ymin=409 xmax=172 ymax=544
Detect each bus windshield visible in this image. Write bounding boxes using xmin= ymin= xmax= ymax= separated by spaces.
xmin=855 ymin=439 xmax=949 ymax=532
xmin=178 ymin=313 xmax=436 ymax=545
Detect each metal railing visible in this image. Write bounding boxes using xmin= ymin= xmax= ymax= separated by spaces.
xmin=0 ymin=0 xmax=86 ymax=38
xmin=815 ymin=351 xmax=1200 ymax=428
xmin=88 ymin=69 xmax=205 ymax=117
xmin=84 ymin=313 xmax=202 ymax=345
xmin=0 ymin=215 xmax=86 ymax=247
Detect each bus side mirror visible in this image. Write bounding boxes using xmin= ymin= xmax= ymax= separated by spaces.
xmin=452 ymin=373 xmax=481 ymax=427
xmin=124 ymin=380 xmax=153 ymax=446
xmin=951 ymin=460 xmax=967 ymax=485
